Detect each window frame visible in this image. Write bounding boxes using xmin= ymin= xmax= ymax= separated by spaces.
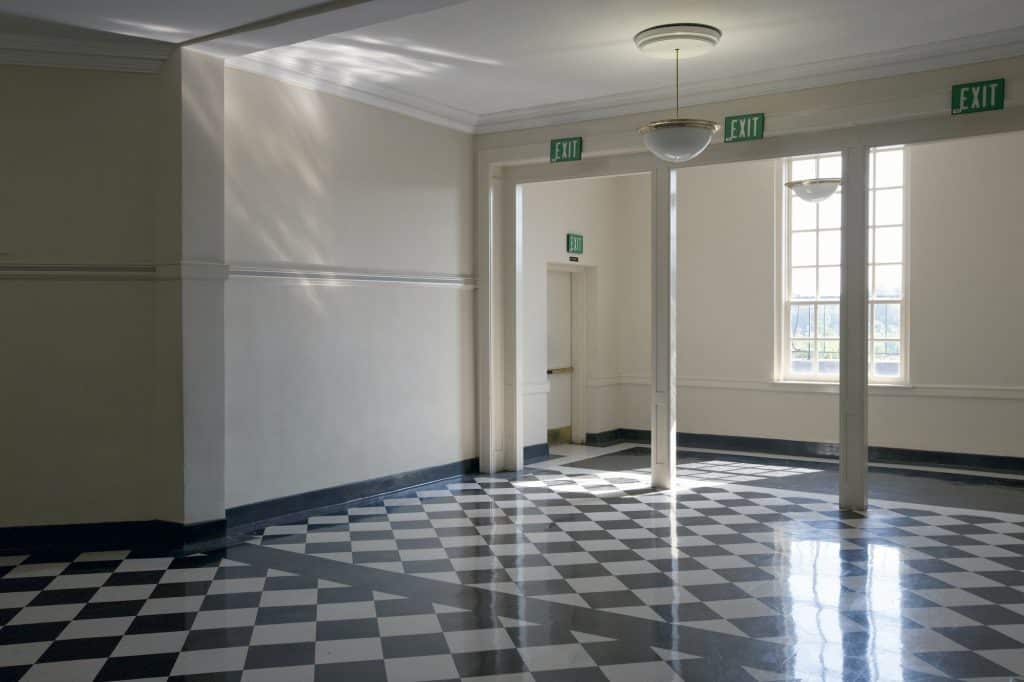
xmin=774 ymin=148 xmax=909 ymax=385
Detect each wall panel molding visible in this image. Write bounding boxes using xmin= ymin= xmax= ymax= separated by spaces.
xmin=586 ymin=375 xmax=1024 ymax=401
xmin=227 ymin=262 xmax=476 ymax=289
xmin=0 ymin=263 xmax=156 ymax=281
xmin=0 ymin=261 xmax=477 ymax=289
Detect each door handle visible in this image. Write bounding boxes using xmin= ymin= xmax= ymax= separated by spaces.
xmin=547 ymin=367 xmax=573 ymax=375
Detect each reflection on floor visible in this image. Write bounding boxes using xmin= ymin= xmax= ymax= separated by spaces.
xmin=3 ymin=443 xmax=1024 ymax=681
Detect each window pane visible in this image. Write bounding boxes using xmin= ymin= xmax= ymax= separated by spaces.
xmin=790 ymin=341 xmax=814 ymax=374
xmin=791 ymin=158 xmax=816 ymax=181
xmin=791 ymin=232 xmax=817 ymax=266
xmin=818 ymin=192 xmax=841 ymax=229
xmin=873 ymin=226 xmax=902 ymax=263
xmin=872 ymin=340 xmax=901 ymax=377
xmin=791 ymin=268 xmax=816 ymax=299
xmin=818 ymin=230 xmax=841 ymax=266
xmin=873 ymin=149 xmax=903 ymax=188
xmin=817 ymin=304 xmax=840 ymax=338
xmin=791 ymin=196 xmax=817 ymax=230
xmin=818 ymin=155 xmax=842 ymax=178
xmin=873 ymin=264 xmax=902 ymax=298
xmin=817 ymin=340 xmax=840 ymax=376
xmin=791 ymin=304 xmax=814 ymax=338
xmin=819 ymin=266 xmax=840 ymax=298
xmin=873 ymin=188 xmax=903 ymax=226
xmin=873 ymin=303 xmax=900 ymax=339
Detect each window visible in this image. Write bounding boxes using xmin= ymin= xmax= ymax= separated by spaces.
xmin=868 ymin=146 xmax=906 ymax=380
xmin=779 ymin=147 xmax=906 ymax=382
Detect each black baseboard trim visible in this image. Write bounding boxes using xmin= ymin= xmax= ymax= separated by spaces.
xmin=0 ymin=519 xmax=227 ymax=555
xmin=3 ymin=459 xmax=482 ymax=554
xmin=524 ymin=443 xmax=550 ymax=464
xmin=226 ymin=457 xmax=480 ymax=533
xmin=585 ymin=428 xmax=1023 ymax=474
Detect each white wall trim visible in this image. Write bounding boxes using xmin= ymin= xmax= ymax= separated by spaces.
xmin=227 ymin=261 xmax=477 ymax=289
xmin=227 ymin=57 xmax=478 ymax=133
xmin=0 ymin=32 xmax=171 ymax=73
xmin=586 ymin=375 xmax=1024 ymax=401
xmin=0 ymin=263 xmax=157 ymax=281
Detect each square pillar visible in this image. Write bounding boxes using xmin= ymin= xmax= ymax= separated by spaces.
xmin=839 ymin=146 xmax=869 ymax=510
xmin=651 ymin=166 xmax=677 ymax=489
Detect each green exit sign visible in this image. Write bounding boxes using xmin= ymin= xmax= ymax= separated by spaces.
xmin=724 ymin=113 xmax=764 ymax=142
xmin=566 ymin=233 xmax=583 ymax=254
xmin=550 ymin=137 xmax=583 ymax=163
xmin=952 ymin=78 xmax=1004 ymax=115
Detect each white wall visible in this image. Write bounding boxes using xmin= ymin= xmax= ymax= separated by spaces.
xmin=520 ymin=173 xmax=651 ymax=446
xmin=0 ymin=65 xmax=181 ymax=526
xmin=224 ymin=68 xmax=476 ymax=508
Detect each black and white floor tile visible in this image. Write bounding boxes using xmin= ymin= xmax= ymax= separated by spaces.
xmin=3 ymin=443 xmax=1024 ymax=681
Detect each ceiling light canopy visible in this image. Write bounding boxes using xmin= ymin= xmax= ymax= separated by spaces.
xmin=633 ymin=23 xmax=722 ymax=59
xmin=636 ymin=23 xmax=722 ymax=163
xmin=785 ymin=178 xmax=842 ymax=203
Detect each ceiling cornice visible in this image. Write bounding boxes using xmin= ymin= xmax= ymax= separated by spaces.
xmin=233 ymin=24 xmax=1024 ymax=135
xmin=0 ymin=30 xmax=172 ymax=73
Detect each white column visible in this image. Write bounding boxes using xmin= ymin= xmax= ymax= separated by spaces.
xmin=651 ymin=165 xmax=677 ymax=489
xmin=839 ymin=146 xmax=869 ymax=510
xmin=476 ymin=164 xmax=498 ymax=473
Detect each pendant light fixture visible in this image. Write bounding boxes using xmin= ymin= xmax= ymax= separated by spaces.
xmin=785 ymin=178 xmax=842 ymax=203
xmin=636 ymin=23 xmax=721 ymax=163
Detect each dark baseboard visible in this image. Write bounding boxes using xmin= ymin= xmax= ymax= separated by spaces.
xmin=3 ymin=459 xmax=481 ymax=554
xmin=586 ymin=428 xmax=649 ymax=447
xmin=0 ymin=519 xmax=226 ymax=555
xmin=524 ymin=443 xmax=550 ymax=464
xmin=585 ymin=428 xmax=1023 ymax=474
xmin=226 ymin=457 xmax=480 ymax=533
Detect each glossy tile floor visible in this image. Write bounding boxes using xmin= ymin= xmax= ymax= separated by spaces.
xmin=4 ymin=444 xmax=1024 ymax=681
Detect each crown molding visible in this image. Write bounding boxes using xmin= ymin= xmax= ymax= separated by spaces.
xmin=0 ymin=31 xmax=172 ymax=73
xmin=230 ymin=26 xmax=1024 ymax=135
xmin=227 ymin=55 xmax=478 ymax=133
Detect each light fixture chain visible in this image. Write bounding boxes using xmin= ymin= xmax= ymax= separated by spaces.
xmin=675 ymin=48 xmax=679 ymax=118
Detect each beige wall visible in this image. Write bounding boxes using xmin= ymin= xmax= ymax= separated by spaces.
xmin=0 ymin=65 xmax=180 ymax=526
xmin=223 ymin=68 xmax=476 ymax=508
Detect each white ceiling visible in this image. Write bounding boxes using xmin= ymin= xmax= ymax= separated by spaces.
xmin=0 ymin=0 xmax=326 ymax=43
xmin=236 ymin=0 xmax=1024 ymax=132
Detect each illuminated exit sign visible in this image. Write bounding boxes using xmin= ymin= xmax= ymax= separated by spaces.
xmin=951 ymin=78 xmax=1004 ymax=115
xmin=550 ymin=137 xmax=583 ymax=163
xmin=566 ymin=233 xmax=583 ymax=254
xmin=723 ymin=113 xmax=764 ymax=143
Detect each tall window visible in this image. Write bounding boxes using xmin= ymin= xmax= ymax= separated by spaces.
xmin=781 ymin=147 xmax=905 ymax=382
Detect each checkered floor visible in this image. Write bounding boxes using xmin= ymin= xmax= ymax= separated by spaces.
xmin=4 ymin=450 xmax=1024 ymax=681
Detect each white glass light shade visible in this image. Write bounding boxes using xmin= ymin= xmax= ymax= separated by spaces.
xmin=634 ymin=24 xmax=722 ymax=59
xmin=785 ymin=178 xmax=841 ymax=203
xmin=639 ymin=119 xmax=719 ymax=163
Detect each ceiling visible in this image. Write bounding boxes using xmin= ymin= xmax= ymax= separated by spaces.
xmin=0 ymin=0 xmax=327 ymax=43
xmin=235 ymin=0 xmax=1024 ymax=132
